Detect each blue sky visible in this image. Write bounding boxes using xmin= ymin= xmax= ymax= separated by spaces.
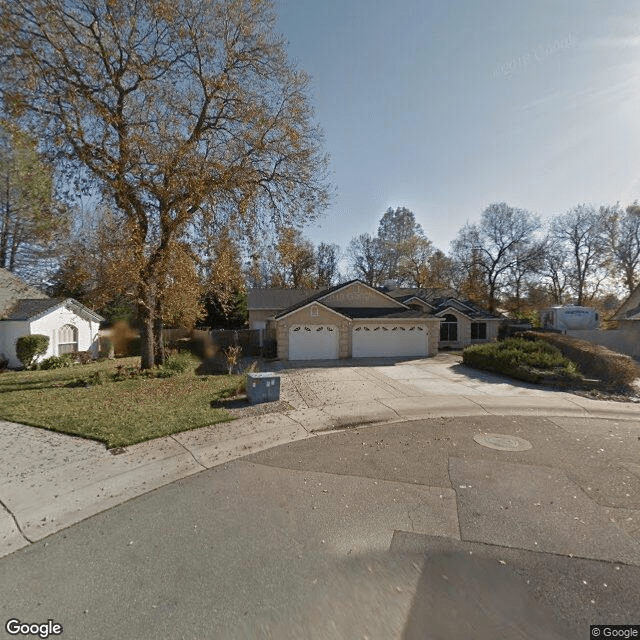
xmin=274 ymin=0 xmax=640 ymax=255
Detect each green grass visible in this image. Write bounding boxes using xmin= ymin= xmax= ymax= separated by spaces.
xmin=0 ymin=357 xmax=245 ymax=448
xmin=462 ymin=337 xmax=582 ymax=384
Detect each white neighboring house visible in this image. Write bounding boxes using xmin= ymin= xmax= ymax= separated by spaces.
xmin=0 ymin=269 xmax=104 ymax=368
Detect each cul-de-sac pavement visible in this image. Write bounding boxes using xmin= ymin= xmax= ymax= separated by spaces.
xmin=1 ymin=354 xmax=639 ymax=639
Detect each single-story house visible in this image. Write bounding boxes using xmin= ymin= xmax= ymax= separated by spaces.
xmin=249 ymin=280 xmax=502 ymax=361
xmin=0 ymin=268 xmax=104 ymax=368
xmin=386 ymin=288 xmax=502 ymax=349
xmin=271 ymin=280 xmax=442 ymax=360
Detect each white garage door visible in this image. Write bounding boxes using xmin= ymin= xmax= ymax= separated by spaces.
xmin=289 ymin=324 xmax=339 ymax=360
xmin=352 ymin=324 xmax=427 ymax=358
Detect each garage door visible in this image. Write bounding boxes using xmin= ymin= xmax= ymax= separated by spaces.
xmin=352 ymin=324 xmax=427 ymax=358
xmin=289 ymin=324 xmax=339 ymax=360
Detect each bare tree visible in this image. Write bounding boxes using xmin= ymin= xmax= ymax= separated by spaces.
xmin=549 ymin=204 xmax=607 ymax=305
xmin=1 ymin=0 xmax=329 ymax=367
xmin=603 ymin=202 xmax=640 ymax=294
xmin=451 ymin=203 xmax=542 ymax=312
xmin=316 ymin=242 xmax=340 ymax=288
xmin=538 ymin=238 xmax=571 ymax=305
xmin=348 ymin=233 xmax=387 ymax=286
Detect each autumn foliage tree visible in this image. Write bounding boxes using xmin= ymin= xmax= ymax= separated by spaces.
xmin=1 ymin=0 xmax=329 ymax=368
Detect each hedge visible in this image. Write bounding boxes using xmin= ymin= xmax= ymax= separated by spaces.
xmin=462 ymin=338 xmax=580 ymax=384
xmin=526 ymin=331 xmax=639 ymax=387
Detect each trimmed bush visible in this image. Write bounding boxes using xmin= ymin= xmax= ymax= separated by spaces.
xmin=163 ymin=352 xmax=199 ymax=374
xmin=463 ymin=338 xmax=581 ymax=384
xmin=40 ymin=354 xmax=75 ymax=370
xmin=527 ymin=331 xmax=640 ymax=387
xmin=16 ymin=334 xmax=49 ymax=369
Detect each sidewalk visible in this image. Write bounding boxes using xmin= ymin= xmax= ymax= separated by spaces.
xmin=2 ymin=360 xmax=639 ymax=559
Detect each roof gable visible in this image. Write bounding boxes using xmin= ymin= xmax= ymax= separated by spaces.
xmin=319 ymin=281 xmax=407 ymax=309
xmin=2 ymin=298 xmax=104 ymax=323
xmin=402 ymin=296 xmax=435 ymax=310
xmin=275 ymin=300 xmax=350 ymax=321
xmin=275 ymin=280 xmax=409 ymax=319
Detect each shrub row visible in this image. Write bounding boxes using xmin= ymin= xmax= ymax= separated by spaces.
xmin=462 ymin=337 xmax=581 ymax=384
xmin=525 ymin=331 xmax=640 ymax=387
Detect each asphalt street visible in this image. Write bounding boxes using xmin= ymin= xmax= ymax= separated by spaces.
xmin=1 ymin=414 xmax=639 ymax=639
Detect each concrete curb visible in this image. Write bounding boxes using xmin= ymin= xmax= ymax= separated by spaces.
xmin=1 ymin=392 xmax=638 ymax=559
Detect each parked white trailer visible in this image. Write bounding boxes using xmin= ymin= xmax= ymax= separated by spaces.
xmin=541 ymin=306 xmax=599 ymax=331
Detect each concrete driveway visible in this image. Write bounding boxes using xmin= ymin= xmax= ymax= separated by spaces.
xmin=272 ymin=352 xmax=637 ymax=427
xmin=1 ymin=353 xmax=638 ymax=560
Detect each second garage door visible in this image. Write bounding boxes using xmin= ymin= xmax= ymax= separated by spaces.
xmin=289 ymin=324 xmax=339 ymax=360
xmin=352 ymin=324 xmax=427 ymax=358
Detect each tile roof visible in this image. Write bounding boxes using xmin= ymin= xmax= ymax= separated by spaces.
xmin=385 ymin=287 xmax=459 ymax=302
xmin=384 ymin=286 xmax=501 ymax=319
xmin=3 ymin=298 xmax=65 ymax=320
xmin=247 ymin=288 xmax=317 ymax=310
xmin=430 ymin=298 xmax=501 ymax=319
xmin=2 ymin=297 xmax=104 ymax=323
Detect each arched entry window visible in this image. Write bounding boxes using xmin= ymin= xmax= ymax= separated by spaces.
xmin=440 ymin=314 xmax=458 ymax=341
xmin=58 ymin=324 xmax=78 ymax=354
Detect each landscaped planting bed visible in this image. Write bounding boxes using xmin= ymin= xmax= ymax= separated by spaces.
xmin=462 ymin=337 xmax=582 ymax=385
xmin=526 ymin=331 xmax=640 ymax=389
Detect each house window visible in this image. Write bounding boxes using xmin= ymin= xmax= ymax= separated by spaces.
xmin=440 ymin=314 xmax=458 ymax=341
xmin=58 ymin=324 xmax=78 ymax=354
xmin=471 ymin=322 xmax=487 ymax=340
xmin=311 ymin=306 xmax=318 ymax=317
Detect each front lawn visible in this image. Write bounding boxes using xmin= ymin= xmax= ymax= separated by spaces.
xmin=462 ymin=337 xmax=582 ymax=385
xmin=0 ymin=357 xmax=244 ymax=448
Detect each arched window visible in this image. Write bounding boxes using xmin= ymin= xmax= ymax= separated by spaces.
xmin=58 ymin=324 xmax=78 ymax=354
xmin=440 ymin=314 xmax=458 ymax=341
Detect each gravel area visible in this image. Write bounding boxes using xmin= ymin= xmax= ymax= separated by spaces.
xmin=214 ymin=396 xmax=294 ymax=419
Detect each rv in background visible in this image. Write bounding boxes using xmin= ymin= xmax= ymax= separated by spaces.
xmin=541 ymin=306 xmax=599 ymax=332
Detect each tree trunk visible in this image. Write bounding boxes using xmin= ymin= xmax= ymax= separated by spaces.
xmin=138 ymin=285 xmax=155 ymax=369
xmin=153 ymin=300 xmax=165 ymax=366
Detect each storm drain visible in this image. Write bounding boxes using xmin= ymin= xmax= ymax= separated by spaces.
xmin=473 ymin=433 xmax=532 ymax=451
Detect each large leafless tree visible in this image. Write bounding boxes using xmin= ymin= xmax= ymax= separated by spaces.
xmin=451 ymin=202 xmax=543 ymax=312
xmin=549 ymin=204 xmax=607 ymax=306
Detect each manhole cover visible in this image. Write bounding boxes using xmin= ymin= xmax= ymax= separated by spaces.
xmin=473 ymin=433 xmax=532 ymax=451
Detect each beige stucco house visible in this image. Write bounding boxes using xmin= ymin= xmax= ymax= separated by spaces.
xmin=386 ymin=289 xmax=502 ymax=350
xmin=272 ymin=280 xmax=441 ymax=360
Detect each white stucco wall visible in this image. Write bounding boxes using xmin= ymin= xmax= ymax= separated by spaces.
xmin=30 ymin=306 xmax=100 ymax=363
